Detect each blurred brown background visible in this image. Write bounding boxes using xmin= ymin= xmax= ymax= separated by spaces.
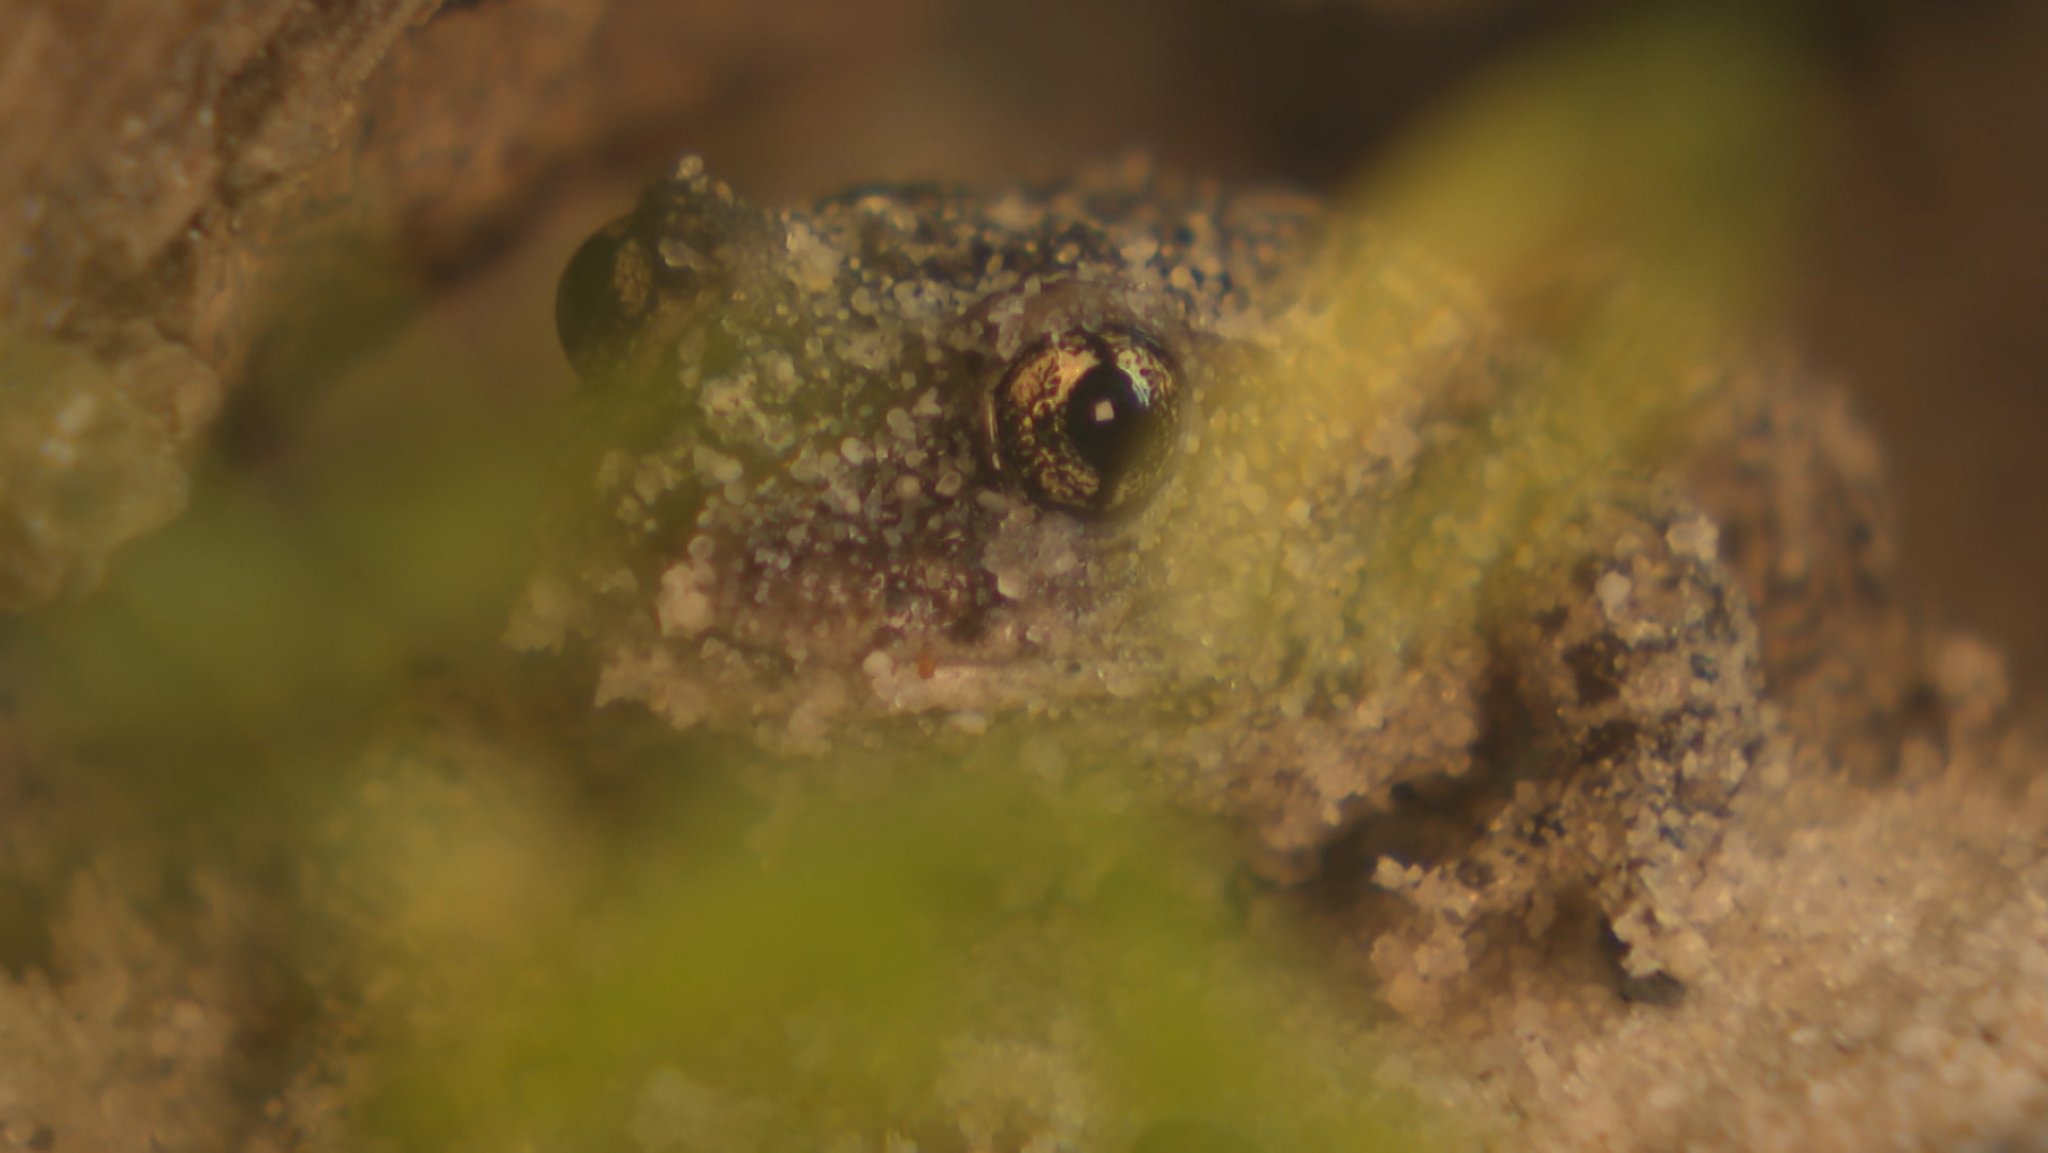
xmin=5 ymin=0 xmax=2045 ymax=691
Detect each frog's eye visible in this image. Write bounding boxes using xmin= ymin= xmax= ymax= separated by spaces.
xmin=990 ymin=328 xmax=1183 ymax=516
xmin=556 ymin=214 xmax=646 ymax=384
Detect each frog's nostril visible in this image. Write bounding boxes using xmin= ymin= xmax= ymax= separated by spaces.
xmin=555 ymin=214 xmax=645 ymax=383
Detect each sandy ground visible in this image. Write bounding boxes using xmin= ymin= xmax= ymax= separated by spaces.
xmin=3 ymin=1 xmax=2048 ymax=1149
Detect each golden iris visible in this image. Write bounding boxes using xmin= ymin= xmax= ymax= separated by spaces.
xmin=990 ymin=327 xmax=1182 ymax=516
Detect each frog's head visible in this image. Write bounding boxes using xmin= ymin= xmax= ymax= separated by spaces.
xmin=525 ymin=156 xmax=1495 ymax=856
xmin=525 ymin=158 xmax=1284 ymax=739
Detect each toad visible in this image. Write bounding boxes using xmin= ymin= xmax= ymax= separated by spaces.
xmin=515 ymin=154 xmax=1905 ymax=988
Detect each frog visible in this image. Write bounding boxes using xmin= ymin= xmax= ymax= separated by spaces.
xmin=514 ymin=153 xmax=1908 ymax=993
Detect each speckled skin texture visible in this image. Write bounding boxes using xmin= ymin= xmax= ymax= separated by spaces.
xmin=522 ymin=156 xmax=1895 ymax=986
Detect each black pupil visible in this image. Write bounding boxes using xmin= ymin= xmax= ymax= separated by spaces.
xmin=1064 ymin=364 xmax=1156 ymax=487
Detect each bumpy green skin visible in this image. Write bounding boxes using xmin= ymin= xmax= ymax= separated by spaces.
xmin=522 ymin=156 xmax=1895 ymax=984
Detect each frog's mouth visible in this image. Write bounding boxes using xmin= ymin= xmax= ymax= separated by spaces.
xmin=593 ymin=498 xmax=1173 ymax=724
xmin=583 ymin=576 xmax=1166 ymax=746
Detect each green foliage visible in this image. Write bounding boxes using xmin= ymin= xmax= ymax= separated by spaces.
xmin=13 ymin=241 xmax=556 ymax=840
xmin=345 ymin=759 xmax=1425 ymax=1152
xmin=1337 ymin=4 xmax=1822 ymax=660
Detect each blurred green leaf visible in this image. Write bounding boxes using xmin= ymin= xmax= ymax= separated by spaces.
xmin=348 ymin=757 xmax=1427 ymax=1153
xmin=1329 ymin=3 xmax=1823 ymax=660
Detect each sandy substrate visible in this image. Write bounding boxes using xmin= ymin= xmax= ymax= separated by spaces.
xmin=1374 ymin=635 xmax=2048 ymax=1151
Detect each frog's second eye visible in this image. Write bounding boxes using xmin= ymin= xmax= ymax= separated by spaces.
xmin=991 ymin=328 xmax=1182 ymax=516
xmin=556 ymin=215 xmax=645 ymax=384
